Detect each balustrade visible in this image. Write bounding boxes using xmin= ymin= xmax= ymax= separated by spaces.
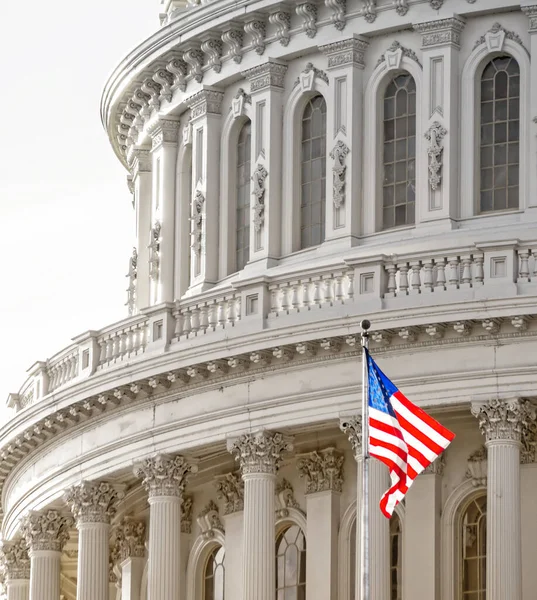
xmin=47 ymin=351 xmax=80 ymax=393
xmin=97 ymin=320 xmax=148 ymax=368
xmin=173 ymin=293 xmax=241 ymax=338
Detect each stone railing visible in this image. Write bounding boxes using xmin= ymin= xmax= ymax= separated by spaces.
xmin=8 ymin=242 xmax=537 ymax=416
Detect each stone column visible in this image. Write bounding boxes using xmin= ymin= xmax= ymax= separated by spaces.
xmin=1 ymin=539 xmax=30 ymax=600
xmin=413 ymin=17 xmax=465 ymax=229
xmin=472 ymin=398 xmax=536 ymax=600
xmin=111 ymin=519 xmax=146 ymax=600
xmin=522 ymin=6 xmax=537 ymax=209
xmin=297 ymin=447 xmax=344 ymax=600
xmin=319 ymin=36 xmax=368 ymax=246
xmin=129 ymin=148 xmax=152 ymax=311
xmin=241 ymin=61 xmax=287 ymax=271
xmin=133 ymin=454 xmax=198 ymax=600
xmin=228 ymin=430 xmax=293 ymax=600
xmin=148 ymin=119 xmax=180 ymax=304
xmin=64 ymin=481 xmax=124 ymax=600
xmin=214 ymin=472 xmax=245 ymax=600
xmin=186 ymin=89 xmax=224 ymax=293
xmin=340 ymin=416 xmax=389 ymax=600
xmin=21 ymin=510 xmax=73 ymax=600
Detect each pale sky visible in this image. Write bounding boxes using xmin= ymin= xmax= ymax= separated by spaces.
xmin=0 ymin=1 xmax=158 ymax=407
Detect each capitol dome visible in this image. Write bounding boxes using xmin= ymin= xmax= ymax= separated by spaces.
xmin=2 ymin=1 xmax=537 ymax=600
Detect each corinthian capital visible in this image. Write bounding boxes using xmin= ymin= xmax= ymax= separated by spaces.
xmin=64 ymin=481 xmax=125 ymax=525
xmin=0 ymin=539 xmax=30 ymax=580
xmin=214 ymin=472 xmax=244 ymax=514
xmin=297 ymin=447 xmax=344 ymax=494
xmin=340 ymin=415 xmax=362 ymax=459
xmin=21 ymin=510 xmax=73 ymax=553
xmin=471 ymin=398 xmax=536 ymax=444
xmin=228 ymin=430 xmax=293 ymax=476
xmin=133 ymin=454 xmax=198 ymax=498
xmin=111 ymin=518 xmax=146 ymax=561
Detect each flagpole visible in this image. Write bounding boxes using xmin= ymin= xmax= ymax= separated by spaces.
xmin=360 ymin=319 xmax=371 ymax=600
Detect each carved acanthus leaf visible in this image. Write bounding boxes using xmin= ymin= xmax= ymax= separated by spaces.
xmin=197 ymin=501 xmax=224 ymax=539
xmin=362 ymin=0 xmax=376 ymax=23
xmin=471 ymin=399 xmax=537 ymax=443
xmin=183 ymin=47 xmax=204 ymax=83
xmin=166 ymin=57 xmax=188 ymax=92
xmin=201 ymin=37 xmax=223 ymax=73
xmin=424 ymin=121 xmax=447 ymax=191
xmin=297 ymin=448 xmax=344 ymax=493
xmin=329 ymin=141 xmax=350 ymax=208
xmin=111 ymin=519 xmax=146 ymax=560
xmin=21 ymin=510 xmax=74 ymax=552
xmin=182 ymin=496 xmax=193 ymax=534
xmin=325 ymin=0 xmax=346 ymax=31
xmin=153 ymin=69 xmax=174 ymax=103
xmin=0 ymin=539 xmax=30 ymax=580
xmin=251 ymin=164 xmax=268 ymax=231
xmin=340 ymin=416 xmax=362 ymax=458
xmin=133 ymin=454 xmax=198 ymax=498
xmin=214 ymin=472 xmax=244 ymax=514
xmin=393 ymin=0 xmax=409 ymax=16
xmin=229 ymin=430 xmax=293 ymax=475
xmin=64 ymin=481 xmax=124 ymax=524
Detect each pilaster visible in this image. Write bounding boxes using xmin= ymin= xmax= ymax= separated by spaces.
xmin=186 ymin=88 xmax=224 ymax=292
xmin=297 ymin=448 xmax=344 ymax=600
xmin=228 ymin=430 xmax=293 ymax=600
xmin=112 ymin=519 xmax=146 ymax=600
xmin=319 ymin=36 xmax=368 ymax=245
xmin=20 ymin=510 xmax=73 ymax=600
xmin=413 ymin=17 xmax=465 ymax=229
xmin=522 ymin=5 xmax=537 ymax=209
xmin=1 ymin=539 xmax=30 ymax=600
xmin=242 ymin=61 xmax=287 ymax=270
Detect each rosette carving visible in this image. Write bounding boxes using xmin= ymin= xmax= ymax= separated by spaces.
xmin=0 ymin=539 xmax=30 ymax=580
xmin=340 ymin=416 xmax=362 ymax=458
xmin=471 ymin=398 xmax=537 ymax=444
xmin=297 ymin=447 xmax=344 ymax=494
xmin=64 ymin=481 xmax=124 ymax=525
xmin=214 ymin=472 xmax=244 ymax=514
xmin=229 ymin=430 xmax=293 ymax=475
xmin=21 ymin=510 xmax=73 ymax=552
xmin=133 ymin=454 xmax=198 ymax=498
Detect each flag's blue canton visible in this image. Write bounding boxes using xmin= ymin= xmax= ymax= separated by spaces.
xmin=366 ymin=351 xmax=397 ymax=418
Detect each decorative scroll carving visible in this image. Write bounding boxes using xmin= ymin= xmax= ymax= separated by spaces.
xmin=153 ymin=69 xmax=174 ymax=103
xmin=293 ymin=62 xmax=329 ymax=91
xmin=393 ymin=0 xmax=409 ymax=16
xmin=251 ymin=164 xmax=268 ymax=231
xmin=340 ymin=416 xmax=362 ymax=458
xmin=429 ymin=0 xmax=443 ymax=8
xmin=465 ymin=446 xmax=487 ymax=487
xmin=231 ymin=88 xmax=251 ymax=119
xmin=228 ymin=430 xmax=293 ymax=475
xmin=182 ymin=496 xmax=193 ymax=533
xmin=472 ymin=22 xmax=526 ymax=53
xmin=183 ymin=47 xmax=204 ymax=83
xmin=424 ymin=453 xmax=445 ymax=475
xmin=141 ymin=78 xmax=161 ymax=111
xmin=325 ymin=0 xmax=346 ymax=31
xmin=126 ymin=247 xmax=137 ymax=316
xmin=269 ymin=11 xmax=291 ymax=46
xmin=221 ymin=27 xmax=243 ymax=64
xmin=320 ymin=38 xmax=368 ymax=70
xmin=297 ymin=447 xmax=344 ymax=494
xmin=0 ymin=540 xmax=30 ymax=580
xmin=64 ymin=481 xmax=124 ymax=524
xmin=201 ymin=37 xmax=223 ymax=73
xmin=191 ymin=191 xmax=205 ymax=256
xmin=148 ymin=221 xmax=162 ymax=282
xmin=112 ymin=519 xmax=146 ymax=560
xmin=377 ymin=40 xmax=422 ymax=69
xmin=424 ymin=121 xmax=447 ymax=191
xmin=244 ymin=19 xmax=266 ymax=55
xmin=166 ymin=57 xmax=188 ymax=92
xmin=214 ymin=472 xmax=244 ymax=514
xmin=21 ymin=510 xmax=73 ymax=552
xmin=275 ymin=478 xmax=301 ymax=518
xmin=329 ymin=141 xmax=350 ymax=208
xmin=197 ymin=501 xmax=224 ymax=539
xmin=471 ymin=399 xmax=537 ymax=443
xmin=133 ymin=454 xmax=198 ymax=498
xmin=362 ymin=0 xmax=376 ymax=23
xmin=296 ymin=3 xmax=318 ymax=38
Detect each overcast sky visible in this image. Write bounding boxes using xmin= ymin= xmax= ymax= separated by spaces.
xmin=0 ymin=1 xmax=157 ymax=408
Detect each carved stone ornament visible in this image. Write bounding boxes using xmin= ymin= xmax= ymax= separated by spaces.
xmin=393 ymin=0 xmax=409 ymax=16
xmin=362 ymin=0 xmax=377 ymax=23
xmin=166 ymin=57 xmax=188 ymax=92
xmin=183 ymin=47 xmax=204 ymax=83
xmin=329 ymin=141 xmax=350 ymax=208
xmin=21 ymin=510 xmax=74 ymax=552
xmin=521 ymin=416 xmax=537 ymax=464
xmin=423 ymin=453 xmax=445 ymax=476
xmin=414 ymin=17 xmax=465 ymax=49
xmin=297 ymin=447 xmax=345 ymax=494
xmin=111 ymin=519 xmax=146 ymax=560
xmin=214 ymin=472 xmax=244 ymax=514
xmin=201 ymin=37 xmax=223 ymax=73
xmin=221 ymin=27 xmax=243 ymax=64
xmin=153 ymin=69 xmax=174 ymax=103
xmin=340 ymin=415 xmax=362 ymax=458
xmin=126 ymin=247 xmax=137 ymax=316
xmin=228 ymin=430 xmax=293 ymax=475
xmin=0 ymin=539 xmax=30 ymax=580
xmin=64 ymin=481 xmax=125 ymax=525
xmin=424 ymin=121 xmax=448 ymax=191
xmin=182 ymin=495 xmax=193 ymax=534
xmin=325 ymin=0 xmax=346 ymax=31
xmin=293 ymin=63 xmax=329 ymax=92
xmin=183 ymin=122 xmax=193 ymax=146
xmin=231 ymin=88 xmax=252 ymax=120
xmin=242 ymin=62 xmax=288 ymax=93
xmin=133 ymin=454 xmax=198 ymax=498
xmin=465 ymin=446 xmax=487 ymax=487
xmin=269 ymin=11 xmax=291 ymax=46
xmin=473 ymin=22 xmax=526 ymax=53
xmin=320 ymin=38 xmax=369 ymax=70
xmin=522 ymin=6 xmax=537 ymax=33
xmin=149 ymin=119 xmax=180 ymax=150
xmin=186 ymin=90 xmax=224 ymax=121
xmin=275 ymin=478 xmax=301 ymax=518
xmin=197 ymin=501 xmax=224 ymax=540
xmin=296 ymin=2 xmax=318 ymax=38
xmin=251 ymin=164 xmax=268 ymax=231
xmin=148 ymin=221 xmax=162 ymax=282
xmin=429 ymin=0 xmax=443 ymax=8
xmin=244 ymin=19 xmax=266 ymax=55
xmin=376 ymin=40 xmax=422 ymax=70
xmin=191 ymin=191 xmax=205 ymax=255
xmin=471 ymin=398 xmax=537 ymax=444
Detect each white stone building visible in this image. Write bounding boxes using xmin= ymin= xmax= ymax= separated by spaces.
xmin=2 ymin=1 xmax=537 ymax=599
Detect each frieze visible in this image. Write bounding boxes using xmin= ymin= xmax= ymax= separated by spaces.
xmin=242 ymin=62 xmax=287 ymax=93
xmin=414 ymin=17 xmax=465 ymax=49
xmin=320 ymin=37 xmax=368 ymax=70
xmin=186 ymin=89 xmax=224 ymax=120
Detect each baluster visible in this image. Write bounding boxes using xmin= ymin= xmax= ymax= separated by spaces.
xmin=191 ymin=308 xmax=200 ymax=334
xmin=269 ymin=288 xmax=278 ymax=316
xmin=223 ymin=300 xmax=232 ymax=325
xmin=281 ymin=284 xmax=291 ymax=313
xmin=119 ymin=332 xmax=127 ymax=358
xmin=448 ymin=257 xmax=460 ymax=288
xmin=207 ymin=303 xmax=217 ymax=330
xmin=98 ymin=340 xmax=107 ymax=365
xmin=234 ymin=297 xmax=241 ymax=322
xmin=302 ymin=282 xmax=311 ymax=310
xmin=385 ymin=264 xmax=397 ymax=296
xmin=434 ymin=259 xmax=446 ymax=290
xmin=73 ymin=355 xmax=79 ymax=378
xmin=173 ymin=310 xmax=183 ymax=338
xmin=217 ymin=302 xmax=226 ymax=328
xmin=324 ymin=278 xmax=334 ymax=305
xmin=199 ymin=304 xmax=209 ymax=333
xmin=461 ymin=256 xmax=472 ymax=287
xmin=474 ymin=254 xmax=484 ymax=286
xmin=334 ymin=276 xmax=343 ymax=302
xmin=140 ymin=324 xmax=148 ymax=350
xmin=48 ymin=367 xmax=55 ymax=391
xmin=422 ymin=260 xmax=434 ymax=292
xmin=183 ymin=310 xmax=192 ymax=336
xmin=347 ymin=273 xmax=354 ymax=300
xmin=105 ymin=338 xmax=114 ymax=362
xmin=532 ymin=249 xmax=537 ymax=282
xmin=518 ymin=250 xmax=530 ymax=283
xmin=409 ymin=261 xmax=422 ymax=294
xmin=398 ymin=263 xmax=409 ymax=295
xmin=112 ymin=334 xmax=121 ymax=359
xmin=291 ymin=284 xmax=300 ymax=310
xmin=124 ymin=329 xmax=133 ymax=354
xmin=312 ymin=280 xmax=322 ymax=307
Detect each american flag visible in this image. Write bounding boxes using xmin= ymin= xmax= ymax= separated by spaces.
xmin=365 ymin=349 xmax=455 ymax=518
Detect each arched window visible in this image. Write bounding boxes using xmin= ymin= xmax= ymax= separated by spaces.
xmin=300 ymin=96 xmax=327 ymax=249
xmin=204 ymin=545 xmax=225 ymax=600
xmin=276 ymin=525 xmax=306 ymax=600
xmin=479 ymin=56 xmax=520 ymax=213
xmin=461 ymin=495 xmax=486 ymax=600
xmin=382 ymin=73 xmax=416 ymax=230
xmin=236 ymin=121 xmax=251 ymax=271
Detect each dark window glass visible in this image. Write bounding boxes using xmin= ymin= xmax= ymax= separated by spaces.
xmin=204 ymin=546 xmax=225 ymax=600
xmin=462 ymin=496 xmax=486 ymax=600
xmin=276 ymin=525 xmax=306 ymax=600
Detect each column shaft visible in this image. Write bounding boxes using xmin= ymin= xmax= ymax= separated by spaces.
xmin=487 ymin=441 xmax=522 ymax=600
xmin=77 ymin=522 xmax=110 ymax=600
xmin=368 ymin=459 xmax=390 ymax=600
xmin=121 ymin=556 xmax=145 ymax=600
xmin=148 ymin=496 xmax=181 ymax=600
xmin=6 ymin=581 xmax=29 ymax=600
xmin=29 ymin=551 xmax=61 ymax=600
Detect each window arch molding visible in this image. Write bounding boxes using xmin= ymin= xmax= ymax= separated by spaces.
xmin=440 ymin=478 xmax=486 ymax=600
xmin=275 ymin=507 xmax=308 ymax=535
xmin=282 ymin=78 xmax=330 ymax=255
xmin=186 ymin=529 xmax=226 ymax=600
xmin=460 ymin=38 xmax=530 ymax=219
xmin=338 ymin=500 xmax=405 ymax=600
xmin=219 ymin=104 xmax=253 ymax=278
xmin=176 ymin=139 xmax=193 ymax=297
xmin=363 ymin=53 xmax=424 ymax=235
